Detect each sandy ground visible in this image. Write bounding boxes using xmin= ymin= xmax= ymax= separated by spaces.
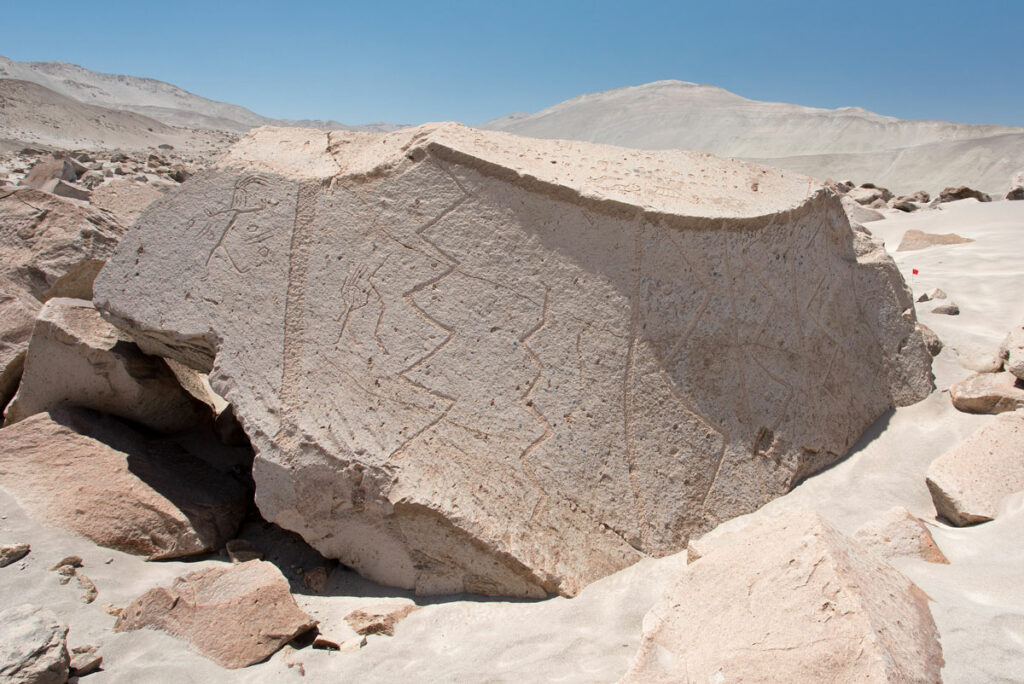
xmin=1 ymin=199 xmax=1022 ymax=682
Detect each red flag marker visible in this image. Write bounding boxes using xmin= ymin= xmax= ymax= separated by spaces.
xmin=912 ymin=268 xmax=919 ymax=275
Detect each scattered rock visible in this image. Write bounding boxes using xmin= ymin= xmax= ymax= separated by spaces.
xmin=950 ymin=372 xmax=1024 ymax=414
xmin=20 ymin=154 xmax=78 ymax=189
xmin=344 ymin=603 xmax=419 ymax=637
xmin=999 ymin=322 xmax=1024 ymax=381
xmin=301 ymin=565 xmax=328 ymax=593
xmin=623 ymin=511 xmax=943 ymax=682
xmin=41 ymin=178 xmax=91 ymax=202
xmin=891 ymin=198 xmax=920 ymax=212
xmin=94 ymin=123 xmax=934 ymax=597
xmin=1007 ymin=186 xmax=1024 ymax=201
xmin=847 ymin=184 xmax=893 ymax=206
xmin=956 ymin=345 xmax=1003 ymax=373
xmin=934 ymin=186 xmax=992 ymax=204
xmin=932 ymin=302 xmax=960 ymax=315
xmin=0 ymin=542 xmax=30 ymax=567
xmin=840 ymin=194 xmax=883 ymax=223
xmin=853 ymin=506 xmax=948 ymax=563
xmin=921 ymin=287 xmax=947 ymax=302
xmin=68 ymin=645 xmax=102 ymax=677
xmin=0 ymin=187 xmax=125 ymax=300
xmin=927 ymin=411 xmax=1024 ymax=525
xmin=114 ymin=560 xmax=317 ymax=669
xmin=0 ymin=604 xmax=70 ymax=684
xmin=897 ymin=229 xmax=974 ymax=251
xmin=77 ymin=573 xmax=98 ymax=603
xmin=916 ymin=323 xmax=943 ymax=356
xmin=3 ymin=297 xmax=211 ymax=432
xmin=0 ymin=408 xmax=249 ymax=559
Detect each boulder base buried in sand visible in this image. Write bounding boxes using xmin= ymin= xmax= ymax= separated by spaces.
xmin=114 ymin=560 xmax=317 ymax=669
xmin=623 ymin=511 xmax=943 ymax=683
xmin=0 ymin=407 xmax=248 ymax=559
xmin=94 ymin=123 xmax=933 ymax=597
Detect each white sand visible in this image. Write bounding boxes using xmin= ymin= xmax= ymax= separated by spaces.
xmin=1 ymin=199 xmax=1023 ymax=682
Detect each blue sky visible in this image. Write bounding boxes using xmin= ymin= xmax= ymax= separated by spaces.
xmin=1 ymin=0 xmax=1022 ymax=127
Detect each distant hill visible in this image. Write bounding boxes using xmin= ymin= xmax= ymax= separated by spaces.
xmin=0 ymin=55 xmax=404 ymax=134
xmin=480 ymin=80 xmax=1024 ymax=195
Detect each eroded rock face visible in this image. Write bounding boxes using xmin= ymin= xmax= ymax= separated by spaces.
xmin=94 ymin=123 xmax=933 ymax=597
xmin=0 ymin=187 xmax=124 ymax=301
xmin=0 ymin=408 xmax=248 ymax=559
xmin=114 ymin=560 xmax=316 ymax=669
xmin=624 ymin=511 xmax=943 ymax=683
xmin=4 ymin=298 xmax=210 ymax=431
xmin=0 ymin=277 xmax=39 ymax=409
xmin=927 ymin=410 xmax=1024 ymax=525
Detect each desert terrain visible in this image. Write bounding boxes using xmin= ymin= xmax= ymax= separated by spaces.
xmin=1 ymin=55 xmax=1023 ymax=683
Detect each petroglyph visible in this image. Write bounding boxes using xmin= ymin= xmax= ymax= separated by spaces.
xmin=95 ymin=123 xmax=933 ymax=598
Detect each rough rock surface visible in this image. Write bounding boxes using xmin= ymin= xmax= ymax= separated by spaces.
xmin=934 ymin=186 xmax=991 ymax=204
xmin=114 ymin=560 xmax=317 ymax=669
xmin=0 ymin=187 xmax=124 ymax=301
xmin=0 ymin=407 xmax=248 ymax=559
xmin=4 ymin=297 xmax=210 ymax=432
xmin=926 ymin=411 xmax=1024 ymax=526
xmin=0 ymin=277 xmax=40 ymax=408
xmin=344 ymin=603 xmax=419 ymax=637
xmin=20 ymin=154 xmax=78 ymax=189
xmin=1000 ymin=322 xmax=1024 ymax=380
xmin=853 ymin=506 xmax=949 ymax=563
xmin=0 ymin=604 xmax=70 ymax=684
xmin=897 ymin=229 xmax=974 ymax=251
xmin=950 ymin=371 xmax=1024 ymax=414
xmin=89 ymin=178 xmax=166 ymax=226
xmin=623 ymin=511 xmax=943 ymax=683
xmin=956 ymin=345 xmax=1003 ymax=373
xmin=917 ymin=322 xmax=943 ymax=357
xmin=94 ymin=123 xmax=933 ymax=597
xmin=932 ymin=302 xmax=960 ymax=316
xmin=0 ymin=542 xmax=31 ymax=567
xmin=840 ymin=194 xmax=883 ymax=224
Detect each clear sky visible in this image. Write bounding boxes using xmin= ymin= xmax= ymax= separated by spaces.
xmin=1 ymin=0 xmax=1022 ymax=127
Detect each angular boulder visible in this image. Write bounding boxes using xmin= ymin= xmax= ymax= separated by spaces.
xmin=853 ymin=506 xmax=948 ymax=563
xmin=114 ymin=560 xmax=316 ymax=669
xmin=20 ymin=154 xmax=78 ymax=189
xmin=0 ymin=278 xmax=40 ymax=409
xmin=0 ymin=187 xmax=125 ymax=300
xmin=94 ymin=123 xmax=933 ymax=597
xmin=0 ymin=604 xmax=70 ymax=684
xmin=999 ymin=322 xmax=1024 ymax=380
xmin=950 ymin=371 xmax=1024 ymax=414
xmin=3 ymin=297 xmax=210 ymax=432
xmin=926 ymin=410 xmax=1024 ymax=525
xmin=623 ymin=511 xmax=943 ymax=683
xmin=934 ymin=186 xmax=991 ymax=204
xmin=896 ymin=229 xmax=973 ymax=251
xmin=0 ymin=408 xmax=248 ymax=559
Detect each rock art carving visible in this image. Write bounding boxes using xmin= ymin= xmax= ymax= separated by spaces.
xmin=95 ymin=123 xmax=933 ymax=597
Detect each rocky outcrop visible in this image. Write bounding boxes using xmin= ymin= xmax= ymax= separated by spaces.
xmin=623 ymin=511 xmax=943 ymax=683
xmin=0 ymin=407 xmax=248 ymax=559
xmin=0 ymin=187 xmax=124 ymax=300
xmin=950 ymin=371 xmax=1024 ymax=414
xmin=927 ymin=411 xmax=1024 ymax=525
xmin=0 ymin=604 xmax=70 ymax=684
xmin=0 ymin=278 xmax=40 ymax=409
xmin=114 ymin=560 xmax=317 ymax=669
xmin=94 ymin=123 xmax=933 ymax=597
xmin=934 ymin=186 xmax=991 ymax=204
xmin=853 ymin=506 xmax=948 ymax=563
xmin=3 ymin=297 xmax=210 ymax=432
xmin=897 ymin=229 xmax=974 ymax=251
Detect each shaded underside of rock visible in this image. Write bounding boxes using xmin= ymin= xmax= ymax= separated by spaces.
xmin=623 ymin=511 xmax=943 ymax=683
xmin=0 ymin=277 xmax=40 ymax=410
xmin=94 ymin=123 xmax=933 ymax=597
xmin=950 ymin=371 xmax=1024 ymax=414
xmin=927 ymin=410 xmax=1024 ymax=526
xmin=3 ymin=297 xmax=211 ymax=432
xmin=114 ymin=560 xmax=316 ymax=669
xmin=0 ymin=187 xmax=124 ymax=300
xmin=0 ymin=407 xmax=249 ymax=559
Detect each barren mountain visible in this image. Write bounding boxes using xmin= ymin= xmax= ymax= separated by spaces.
xmin=0 ymin=55 xmax=403 ymax=133
xmin=481 ymin=80 xmax=1024 ymax=194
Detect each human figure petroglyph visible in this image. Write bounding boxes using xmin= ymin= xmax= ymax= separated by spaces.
xmin=187 ymin=175 xmax=279 ymax=274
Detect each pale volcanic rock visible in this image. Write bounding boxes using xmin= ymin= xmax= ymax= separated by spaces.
xmin=623 ymin=511 xmax=943 ymax=683
xmin=0 ymin=604 xmax=70 ymax=684
xmin=114 ymin=560 xmax=317 ymax=669
xmin=4 ymin=298 xmax=211 ymax=432
xmin=926 ymin=411 xmax=1024 ymax=526
xmin=0 ymin=187 xmax=124 ymax=300
xmin=950 ymin=371 xmax=1024 ymax=414
xmin=897 ymin=229 xmax=974 ymax=251
xmin=0 ymin=408 xmax=248 ymax=559
xmin=0 ymin=278 xmax=40 ymax=409
xmin=853 ymin=506 xmax=949 ymax=563
xmin=94 ymin=123 xmax=933 ymax=597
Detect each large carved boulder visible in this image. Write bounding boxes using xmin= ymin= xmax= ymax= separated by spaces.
xmin=94 ymin=123 xmax=933 ymax=597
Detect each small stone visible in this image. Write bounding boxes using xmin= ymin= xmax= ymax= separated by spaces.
xmin=932 ymin=303 xmax=960 ymax=315
xmin=77 ymin=573 xmax=98 ymax=603
xmin=950 ymin=372 xmax=1024 ymax=414
xmin=302 ymin=565 xmax=328 ymax=593
xmin=312 ymin=635 xmax=341 ymax=650
xmin=50 ymin=555 xmax=83 ymax=570
xmin=69 ymin=645 xmax=103 ymax=676
xmin=916 ymin=323 xmax=943 ymax=357
xmin=956 ymin=345 xmax=1003 ymax=373
xmin=344 ymin=603 xmax=419 ymax=637
xmin=103 ymin=603 xmax=122 ymax=617
xmin=0 ymin=542 xmax=30 ymax=567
